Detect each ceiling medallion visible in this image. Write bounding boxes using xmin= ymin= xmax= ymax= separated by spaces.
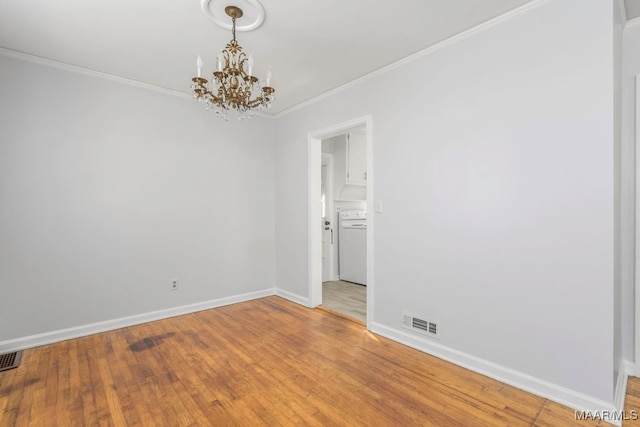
xmin=200 ymin=0 xmax=265 ymax=31
xmin=192 ymin=3 xmax=274 ymax=120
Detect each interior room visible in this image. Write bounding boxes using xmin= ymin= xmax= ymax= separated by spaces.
xmin=1 ymin=0 xmax=640 ymax=425
xmin=319 ymin=128 xmax=367 ymax=323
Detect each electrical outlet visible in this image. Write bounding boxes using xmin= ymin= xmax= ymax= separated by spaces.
xmin=171 ymin=279 xmax=179 ymax=291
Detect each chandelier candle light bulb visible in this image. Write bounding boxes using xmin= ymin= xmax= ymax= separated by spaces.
xmin=191 ymin=4 xmax=275 ymax=120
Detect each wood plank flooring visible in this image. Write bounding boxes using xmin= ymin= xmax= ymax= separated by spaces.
xmin=321 ymin=280 xmax=366 ymax=324
xmin=0 ymin=296 xmax=637 ymax=426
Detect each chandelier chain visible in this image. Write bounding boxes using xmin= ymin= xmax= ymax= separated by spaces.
xmin=231 ymin=17 xmax=236 ymax=42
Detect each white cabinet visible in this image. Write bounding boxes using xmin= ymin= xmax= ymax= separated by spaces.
xmin=346 ymin=129 xmax=367 ymax=186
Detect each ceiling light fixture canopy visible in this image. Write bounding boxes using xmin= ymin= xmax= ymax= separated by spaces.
xmin=191 ymin=5 xmax=275 ymax=120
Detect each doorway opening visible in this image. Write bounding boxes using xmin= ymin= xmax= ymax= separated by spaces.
xmin=308 ymin=116 xmax=373 ymax=327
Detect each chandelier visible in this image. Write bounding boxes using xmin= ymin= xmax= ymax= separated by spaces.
xmin=191 ymin=5 xmax=275 ymax=120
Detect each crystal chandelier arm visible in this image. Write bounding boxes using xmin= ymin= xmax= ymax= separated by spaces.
xmin=222 ymin=49 xmax=231 ymax=73
xmin=246 ymin=97 xmax=265 ymax=108
xmin=191 ymin=77 xmax=208 ymax=100
xmin=239 ymin=55 xmax=249 ymax=78
xmin=215 ymin=74 xmax=228 ymax=102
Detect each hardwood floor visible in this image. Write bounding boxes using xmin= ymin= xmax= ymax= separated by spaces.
xmin=321 ymin=280 xmax=366 ymax=324
xmin=0 ymin=296 xmax=637 ymax=426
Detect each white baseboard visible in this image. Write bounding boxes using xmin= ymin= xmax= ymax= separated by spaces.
xmin=0 ymin=288 xmax=276 ymax=353
xmin=611 ymin=359 xmax=634 ymax=426
xmin=370 ymin=322 xmax=618 ymax=422
xmin=274 ymin=288 xmax=310 ymax=307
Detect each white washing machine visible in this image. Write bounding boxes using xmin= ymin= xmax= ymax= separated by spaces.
xmin=338 ymin=210 xmax=367 ymax=285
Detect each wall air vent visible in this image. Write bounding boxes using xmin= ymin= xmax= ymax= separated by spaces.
xmin=0 ymin=351 xmax=22 ymax=371
xmin=403 ymin=312 xmax=440 ymax=339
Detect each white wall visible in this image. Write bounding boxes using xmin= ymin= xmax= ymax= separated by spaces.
xmin=332 ymin=135 xmax=347 ymax=198
xmin=0 ymin=55 xmax=276 ymax=342
xmin=276 ymin=0 xmax=615 ymax=408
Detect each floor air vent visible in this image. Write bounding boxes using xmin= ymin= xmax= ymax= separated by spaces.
xmin=403 ymin=313 xmax=440 ymax=339
xmin=0 ymin=351 xmax=22 ymax=371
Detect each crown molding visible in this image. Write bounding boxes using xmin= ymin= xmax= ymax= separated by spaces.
xmin=0 ymin=46 xmax=279 ymax=119
xmin=274 ymin=0 xmax=554 ymax=119
xmin=628 ymin=14 xmax=640 ymax=28
xmin=0 ymin=47 xmax=192 ymax=101
xmin=617 ymin=0 xmax=627 ymax=26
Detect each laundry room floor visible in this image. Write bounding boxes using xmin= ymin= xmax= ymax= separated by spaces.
xmin=321 ymin=280 xmax=366 ymax=324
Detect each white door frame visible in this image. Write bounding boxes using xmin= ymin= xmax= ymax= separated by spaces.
xmin=308 ymin=115 xmax=374 ymax=327
xmin=321 ymin=152 xmax=335 ymax=282
xmin=635 ymin=75 xmax=640 ymax=375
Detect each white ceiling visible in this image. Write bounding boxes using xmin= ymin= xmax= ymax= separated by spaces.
xmin=0 ymin=0 xmax=634 ymax=116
